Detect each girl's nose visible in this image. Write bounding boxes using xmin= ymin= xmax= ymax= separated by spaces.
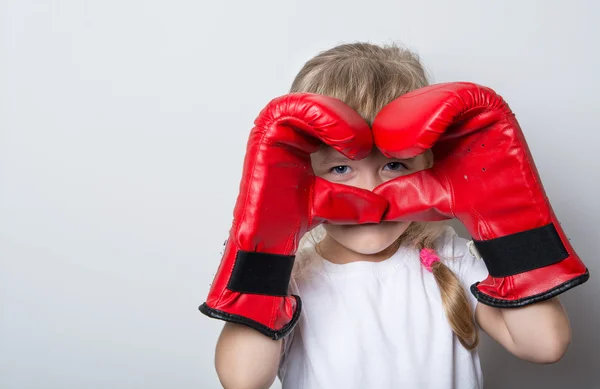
xmin=354 ymin=173 xmax=384 ymax=192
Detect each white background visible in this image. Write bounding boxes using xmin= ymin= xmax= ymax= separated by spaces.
xmin=1 ymin=0 xmax=599 ymax=388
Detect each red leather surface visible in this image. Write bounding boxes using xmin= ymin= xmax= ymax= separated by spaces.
xmin=372 ymin=82 xmax=587 ymax=303
xmin=204 ymin=93 xmax=388 ymax=332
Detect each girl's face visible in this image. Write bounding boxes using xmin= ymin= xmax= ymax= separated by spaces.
xmin=311 ymin=146 xmax=433 ymax=255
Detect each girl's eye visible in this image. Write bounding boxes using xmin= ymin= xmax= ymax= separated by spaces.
xmin=330 ymin=165 xmax=351 ymax=175
xmin=384 ymin=162 xmax=407 ymax=171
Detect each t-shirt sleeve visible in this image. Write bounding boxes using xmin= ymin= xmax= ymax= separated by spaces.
xmin=437 ymin=226 xmax=489 ymax=316
xmin=278 ymin=276 xmax=299 ymax=380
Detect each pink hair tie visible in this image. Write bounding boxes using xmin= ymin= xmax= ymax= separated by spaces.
xmin=420 ymin=248 xmax=440 ymax=272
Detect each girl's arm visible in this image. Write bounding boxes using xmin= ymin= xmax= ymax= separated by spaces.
xmin=475 ymin=297 xmax=571 ymax=363
xmin=215 ymin=323 xmax=283 ymax=389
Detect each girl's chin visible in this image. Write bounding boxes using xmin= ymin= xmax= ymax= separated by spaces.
xmin=339 ymin=221 xmax=410 ymax=234
xmin=325 ymin=222 xmax=411 ymax=255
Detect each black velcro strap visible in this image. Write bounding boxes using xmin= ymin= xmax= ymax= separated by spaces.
xmin=473 ymin=223 xmax=569 ymax=278
xmin=227 ymin=251 xmax=295 ymax=296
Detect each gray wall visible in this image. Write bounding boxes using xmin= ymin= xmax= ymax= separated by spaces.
xmin=1 ymin=0 xmax=598 ymax=388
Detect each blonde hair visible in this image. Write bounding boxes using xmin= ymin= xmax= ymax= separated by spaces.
xmin=290 ymin=42 xmax=478 ymax=350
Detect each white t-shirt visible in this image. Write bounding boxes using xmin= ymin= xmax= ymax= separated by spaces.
xmin=278 ymin=226 xmax=489 ymax=389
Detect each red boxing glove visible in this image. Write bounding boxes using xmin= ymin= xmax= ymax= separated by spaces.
xmin=373 ymin=82 xmax=589 ymax=308
xmin=199 ymin=93 xmax=388 ymax=339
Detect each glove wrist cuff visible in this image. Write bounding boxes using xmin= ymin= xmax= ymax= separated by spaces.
xmin=473 ymin=223 xmax=568 ymax=277
xmin=227 ymin=251 xmax=295 ymax=296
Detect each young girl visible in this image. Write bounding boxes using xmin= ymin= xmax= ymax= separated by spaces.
xmin=200 ymin=42 xmax=588 ymax=389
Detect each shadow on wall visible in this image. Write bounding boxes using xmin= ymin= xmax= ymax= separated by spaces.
xmin=449 ymin=220 xmax=600 ymax=389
